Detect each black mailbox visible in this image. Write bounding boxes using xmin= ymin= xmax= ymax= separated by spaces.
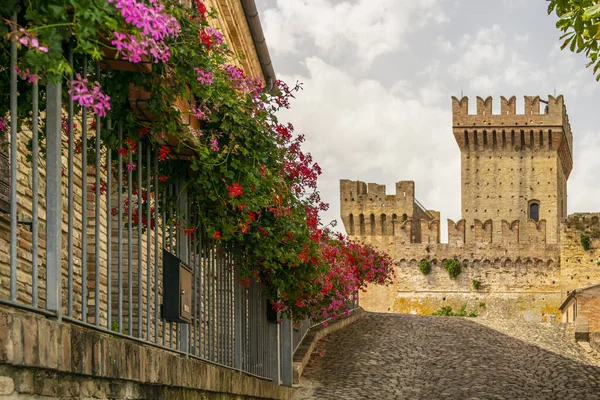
xmin=162 ymin=250 xmax=192 ymax=323
xmin=266 ymin=300 xmax=278 ymax=323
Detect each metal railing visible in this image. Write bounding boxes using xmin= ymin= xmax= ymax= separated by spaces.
xmin=291 ymin=292 xmax=360 ymax=355
xmin=0 ymin=41 xmax=279 ymax=382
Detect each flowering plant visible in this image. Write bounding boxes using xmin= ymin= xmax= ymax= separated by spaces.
xmin=0 ymin=0 xmax=393 ymax=322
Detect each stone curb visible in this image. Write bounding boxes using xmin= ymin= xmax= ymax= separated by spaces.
xmin=292 ymin=308 xmax=366 ymax=384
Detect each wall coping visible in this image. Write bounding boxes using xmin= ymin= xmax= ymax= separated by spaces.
xmin=0 ymin=306 xmax=293 ymax=399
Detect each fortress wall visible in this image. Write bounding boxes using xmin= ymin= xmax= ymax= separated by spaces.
xmin=560 ymin=213 xmax=600 ymax=294
xmin=353 ymin=218 xmax=561 ymax=321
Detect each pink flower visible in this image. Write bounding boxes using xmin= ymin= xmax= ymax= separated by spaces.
xmin=14 ymin=66 xmax=39 ymax=84
xmin=194 ymin=67 xmax=214 ymax=85
xmin=127 ymin=160 xmax=136 ymax=172
xmin=14 ymin=28 xmax=48 ymax=53
xmin=68 ymin=74 xmax=111 ymax=117
xmin=108 ymin=0 xmax=180 ymax=63
xmin=206 ymin=27 xmax=223 ymax=46
xmin=209 ymin=138 xmax=219 ymax=151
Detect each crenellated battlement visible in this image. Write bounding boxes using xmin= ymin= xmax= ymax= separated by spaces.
xmin=564 ymin=213 xmax=600 ymax=234
xmin=340 ymin=179 xmax=416 ymax=204
xmin=452 ymin=95 xmax=568 ymax=124
xmin=340 ymin=179 xmax=437 ymax=241
xmin=346 ymin=215 xmax=552 ymax=248
xmin=452 ymin=95 xmax=573 ymax=177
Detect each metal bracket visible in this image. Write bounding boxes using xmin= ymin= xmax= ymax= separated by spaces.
xmin=17 ymin=218 xmax=33 ymax=232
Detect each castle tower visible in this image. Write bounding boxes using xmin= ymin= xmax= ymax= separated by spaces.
xmin=452 ymin=95 xmax=572 ymax=244
xmin=339 ymin=180 xmax=439 ymax=243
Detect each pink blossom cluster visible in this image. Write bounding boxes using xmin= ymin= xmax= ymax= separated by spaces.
xmin=112 ymin=32 xmax=171 ymax=63
xmin=194 ymin=67 xmax=214 ymax=85
xmin=205 ymin=27 xmax=223 ymax=46
xmin=14 ymin=66 xmax=39 ymax=84
xmin=192 ymin=102 xmax=211 ymax=121
xmin=68 ymin=74 xmax=112 ymax=117
xmin=224 ymin=64 xmax=263 ymax=96
xmin=0 ymin=117 xmax=7 ymax=137
xmin=209 ymin=137 xmax=219 ymax=151
xmin=108 ymin=0 xmax=180 ymax=63
xmin=109 ymin=0 xmax=180 ymax=40
xmin=15 ymin=28 xmax=48 ymax=53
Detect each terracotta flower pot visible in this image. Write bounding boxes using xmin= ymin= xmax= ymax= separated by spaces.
xmin=98 ymin=36 xmax=152 ymax=73
xmin=128 ymin=84 xmax=201 ymax=160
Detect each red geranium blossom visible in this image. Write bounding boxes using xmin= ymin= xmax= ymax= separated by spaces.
xmin=227 ymin=182 xmax=243 ymax=197
xmin=158 ymin=145 xmax=169 ymax=161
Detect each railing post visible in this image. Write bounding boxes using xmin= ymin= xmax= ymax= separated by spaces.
xmin=280 ymin=316 xmax=293 ymax=387
xmin=45 ymin=80 xmax=63 ymax=318
xmin=269 ymin=320 xmax=280 ymax=384
xmin=234 ymin=261 xmax=243 ymax=371
xmin=179 ymin=186 xmax=189 ymax=355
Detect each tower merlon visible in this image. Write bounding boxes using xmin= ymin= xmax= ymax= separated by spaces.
xmin=452 ymin=95 xmax=570 ymax=132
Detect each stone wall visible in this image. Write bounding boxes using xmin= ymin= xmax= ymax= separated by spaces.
xmin=356 ymin=213 xmax=600 ymax=321
xmin=339 ymin=180 xmax=437 ymax=242
xmin=358 ymin=236 xmax=561 ymax=321
xmin=0 ymin=307 xmax=293 ymax=400
xmin=560 ymin=213 xmax=600 ymax=294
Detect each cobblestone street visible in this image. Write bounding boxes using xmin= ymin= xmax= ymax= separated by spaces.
xmin=294 ymin=313 xmax=600 ymax=399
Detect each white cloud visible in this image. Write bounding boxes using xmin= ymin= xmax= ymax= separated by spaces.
xmin=258 ymin=0 xmax=600 ymax=240
xmin=261 ymin=0 xmax=447 ymax=68
xmin=275 ymin=57 xmax=461 ymax=236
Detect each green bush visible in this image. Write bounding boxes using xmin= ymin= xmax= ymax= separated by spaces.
xmin=478 ymin=302 xmax=486 ymax=309
xmin=431 ymin=303 xmax=476 ymax=317
xmin=472 ymin=280 xmax=480 ymax=290
xmin=419 ymin=260 xmax=432 ymax=275
xmin=581 ymin=234 xmax=591 ymax=251
xmin=443 ymin=259 xmax=462 ymax=279
xmin=431 ymin=306 xmax=455 ymax=316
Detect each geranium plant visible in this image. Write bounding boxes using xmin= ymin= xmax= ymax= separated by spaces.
xmin=0 ymin=0 xmax=394 ymax=322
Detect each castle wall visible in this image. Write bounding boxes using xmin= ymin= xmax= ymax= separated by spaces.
xmin=354 ymin=218 xmax=562 ymax=321
xmin=345 ymin=94 xmax=582 ymax=322
xmin=560 ymin=213 xmax=600 ymax=294
xmin=340 ymin=180 xmax=435 ymax=241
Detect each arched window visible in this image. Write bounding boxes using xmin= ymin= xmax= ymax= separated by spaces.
xmin=349 ymin=214 xmax=354 ymax=235
xmin=381 ymin=214 xmax=387 ymax=235
xmin=392 ymin=214 xmax=398 ymax=236
xmin=529 ymin=201 xmax=540 ymax=222
xmin=370 ymin=214 xmax=376 ymax=235
xmin=402 ymin=213 xmax=408 ymax=222
xmin=359 ymin=214 xmax=365 ymax=235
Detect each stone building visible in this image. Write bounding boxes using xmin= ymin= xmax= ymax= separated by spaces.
xmin=341 ymin=95 xmax=600 ymax=321
xmin=0 ymin=1 xmax=299 ymax=399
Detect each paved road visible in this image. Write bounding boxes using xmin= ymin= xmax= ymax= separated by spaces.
xmin=294 ymin=313 xmax=600 ymax=399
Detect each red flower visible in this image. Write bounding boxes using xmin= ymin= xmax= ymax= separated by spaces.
xmin=248 ymin=212 xmax=256 ymax=221
xmin=138 ymin=127 xmax=151 ymax=137
xmin=184 ymin=226 xmax=195 ymax=236
xmin=159 ymin=145 xmax=169 ymax=161
xmin=117 ymin=147 xmax=128 ymax=155
xmin=227 ymin=182 xmax=243 ymax=197
xmin=126 ymin=138 xmax=137 ymax=152
xmin=158 ymin=175 xmax=169 ymax=183
xmin=199 ymin=30 xmax=212 ymax=50
xmin=197 ymin=0 xmax=207 ymax=17
xmin=213 ymin=231 xmax=221 ymax=239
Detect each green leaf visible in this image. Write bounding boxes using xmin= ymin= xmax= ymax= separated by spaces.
xmin=583 ymin=4 xmax=600 ymax=20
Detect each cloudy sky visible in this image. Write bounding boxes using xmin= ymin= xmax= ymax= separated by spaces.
xmin=255 ymin=0 xmax=600 ymax=240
